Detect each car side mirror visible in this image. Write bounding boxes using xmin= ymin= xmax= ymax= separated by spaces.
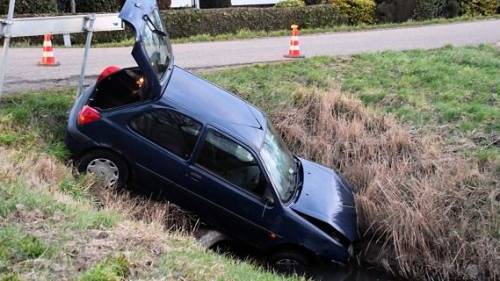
xmin=261 ymin=195 xmax=274 ymax=219
xmin=262 ymin=187 xmax=275 ymax=206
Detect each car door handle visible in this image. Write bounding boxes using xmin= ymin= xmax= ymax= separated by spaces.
xmin=187 ymin=171 xmax=202 ymax=182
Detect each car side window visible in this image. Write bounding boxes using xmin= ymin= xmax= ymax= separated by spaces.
xmin=130 ymin=109 xmax=202 ymax=159
xmin=196 ymin=129 xmax=267 ymax=197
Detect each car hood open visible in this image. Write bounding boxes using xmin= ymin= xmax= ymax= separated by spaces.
xmin=290 ymin=158 xmax=358 ymax=242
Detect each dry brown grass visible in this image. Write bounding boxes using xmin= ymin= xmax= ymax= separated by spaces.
xmin=90 ymin=187 xmax=199 ymax=232
xmin=0 ymin=146 xmax=195 ymax=233
xmin=270 ymin=89 xmax=499 ymax=280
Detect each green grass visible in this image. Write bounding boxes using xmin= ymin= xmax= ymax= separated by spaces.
xmin=0 ymin=89 xmax=73 ymax=158
xmin=80 ymin=255 xmax=130 ymax=281
xmin=201 ymin=45 xmax=500 ymax=165
xmin=0 ymin=274 xmax=21 ymax=281
xmin=341 ymin=45 xmax=499 ymax=132
xmin=0 ymin=182 xmax=63 ymax=218
xmin=159 ymin=235 xmax=296 ymax=281
xmin=0 ymin=227 xmax=51 ymax=270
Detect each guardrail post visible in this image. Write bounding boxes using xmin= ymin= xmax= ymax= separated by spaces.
xmin=0 ymin=0 xmax=16 ymax=99
xmin=77 ymin=14 xmax=96 ymax=97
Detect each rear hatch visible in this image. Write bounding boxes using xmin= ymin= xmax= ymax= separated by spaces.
xmin=119 ymin=0 xmax=174 ymax=99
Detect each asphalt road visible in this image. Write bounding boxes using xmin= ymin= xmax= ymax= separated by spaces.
xmin=1 ymin=19 xmax=500 ymax=93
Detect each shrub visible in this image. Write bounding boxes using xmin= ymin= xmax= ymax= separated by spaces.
xmin=199 ymin=0 xmax=232 ymax=8
xmin=158 ymin=0 xmax=172 ymax=9
xmin=413 ymin=0 xmax=448 ymax=19
xmin=57 ymin=0 xmax=70 ymax=13
xmin=458 ymin=0 xmax=497 ymax=16
xmin=0 ymin=0 xmax=58 ymax=15
xmin=375 ymin=0 xmax=417 ymax=22
xmin=331 ymin=0 xmax=376 ymax=24
xmin=275 ymin=0 xmax=306 ymax=7
xmin=162 ymin=5 xmax=352 ymax=38
xmin=376 ymin=0 xmax=459 ymax=22
xmin=443 ymin=0 xmax=459 ymax=17
xmin=74 ymin=0 xmax=122 ymax=13
xmin=304 ymin=0 xmax=325 ymax=4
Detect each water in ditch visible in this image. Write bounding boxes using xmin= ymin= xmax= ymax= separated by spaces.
xmin=207 ymin=239 xmax=398 ymax=281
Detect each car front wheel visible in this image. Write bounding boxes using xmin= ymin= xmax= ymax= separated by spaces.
xmin=77 ymin=150 xmax=128 ymax=189
xmin=269 ymin=250 xmax=310 ymax=274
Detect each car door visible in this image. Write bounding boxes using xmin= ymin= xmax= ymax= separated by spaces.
xmin=104 ymin=106 xmax=203 ymax=201
xmin=184 ymin=127 xmax=282 ymax=248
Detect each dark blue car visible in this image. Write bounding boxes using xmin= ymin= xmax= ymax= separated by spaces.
xmin=65 ymin=0 xmax=358 ymax=271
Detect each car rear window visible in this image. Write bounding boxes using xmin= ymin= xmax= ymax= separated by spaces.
xmin=196 ymin=129 xmax=266 ymax=197
xmin=130 ymin=109 xmax=201 ymax=159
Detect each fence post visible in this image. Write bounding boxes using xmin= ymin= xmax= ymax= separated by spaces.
xmin=77 ymin=14 xmax=96 ymax=97
xmin=0 ymin=0 xmax=16 ymax=99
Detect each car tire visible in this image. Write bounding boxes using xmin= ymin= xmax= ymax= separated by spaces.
xmin=77 ymin=149 xmax=129 ymax=189
xmin=269 ymin=249 xmax=310 ymax=274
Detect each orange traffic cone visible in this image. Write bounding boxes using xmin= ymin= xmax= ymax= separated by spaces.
xmin=284 ymin=24 xmax=304 ymax=59
xmin=38 ymin=33 xmax=60 ymax=66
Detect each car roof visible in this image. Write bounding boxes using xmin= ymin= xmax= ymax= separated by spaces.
xmin=160 ymin=66 xmax=267 ymax=150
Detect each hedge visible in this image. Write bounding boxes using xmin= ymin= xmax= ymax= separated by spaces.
xmin=0 ymin=0 xmax=58 ymax=14
xmin=376 ymin=0 xmax=497 ymax=22
xmin=375 ymin=0 xmax=417 ymax=22
xmin=72 ymin=0 xmax=123 ymax=13
xmin=162 ymin=5 xmax=362 ymax=38
xmin=459 ymin=0 xmax=497 ymax=16
xmin=331 ymin=0 xmax=376 ymax=24
xmin=275 ymin=0 xmax=306 ymax=8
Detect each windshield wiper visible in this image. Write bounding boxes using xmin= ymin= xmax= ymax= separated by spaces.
xmin=294 ymin=157 xmax=302 ymax=188
xmin=285 ymin=158 xmax=302 ymax=202
xmin=143 ymin=15 xmax=167 ymax=37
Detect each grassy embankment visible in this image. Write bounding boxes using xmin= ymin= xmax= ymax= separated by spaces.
xmin=0 ymin=97 xmax=300 ymax=278
xmin=0 ymin=45 xmax=498 ymax=280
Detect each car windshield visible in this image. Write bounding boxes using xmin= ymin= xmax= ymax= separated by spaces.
xmin=260 ymin=122 xmax=297 ymax=202
xmin=141 ymin=9 xmax=171 ymax=79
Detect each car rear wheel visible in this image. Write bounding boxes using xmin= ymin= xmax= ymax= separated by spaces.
xmin=77 ymin=150 xmax=128 ymax=189
xmin=269 ymin=250 xmax=310 ymax=274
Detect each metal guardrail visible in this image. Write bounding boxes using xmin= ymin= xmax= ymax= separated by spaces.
xmin=0 ymin=0 xmax=124 ymax=98
xmin=0 ymin=14 xmax=122 ymax=37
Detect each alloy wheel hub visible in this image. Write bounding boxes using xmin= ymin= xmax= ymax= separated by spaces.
xmin=275 ymin=258 xmax=300 ymax=269
xmin=86 ymin=158 xmax=119 ymax=188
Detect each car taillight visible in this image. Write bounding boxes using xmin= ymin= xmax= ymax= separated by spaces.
xmin=78 ymin=105 xmax=101 ymax=126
